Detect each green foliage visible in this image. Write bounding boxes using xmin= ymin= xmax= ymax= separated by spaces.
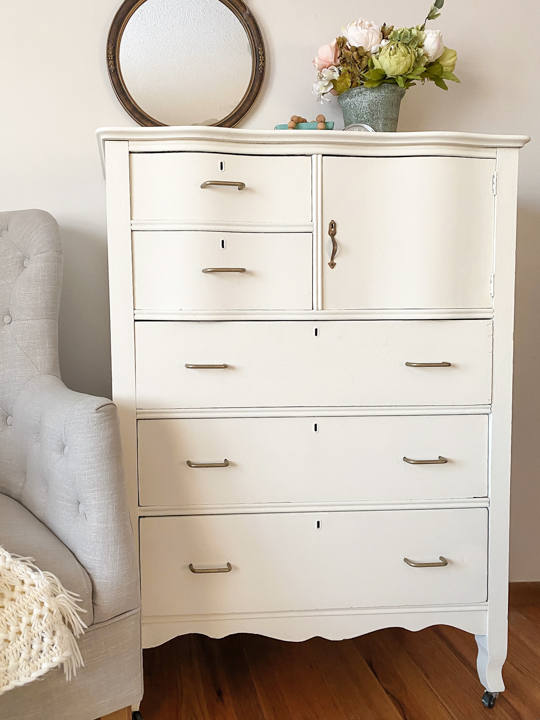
xmin=389 ymin=26 xmax=426 ymax=49
xmin=413 ymin=60 xmax=460 ymax=90
xmin=332 ymin=70 xmax=352 ymax=95
xmin=434 ymin=0 xmax=445 ymax=9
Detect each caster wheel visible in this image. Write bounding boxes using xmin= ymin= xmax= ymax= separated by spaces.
xmin=132 ymin=713 xmax=143 ymax=720
xmin=482 ymin=691 xmax=499 ymax=709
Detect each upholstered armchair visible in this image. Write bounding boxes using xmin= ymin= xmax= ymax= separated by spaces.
xmin=0 ymin=210 xmax=142 ymax=720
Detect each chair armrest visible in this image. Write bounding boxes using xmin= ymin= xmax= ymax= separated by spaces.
xmin=1 ymin=374 xmax=139 ymax=624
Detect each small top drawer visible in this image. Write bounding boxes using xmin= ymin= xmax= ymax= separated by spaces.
xmin=130 ymin=152 xmax=312 ymax=225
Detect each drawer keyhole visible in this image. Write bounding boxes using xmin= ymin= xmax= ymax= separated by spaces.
xmin=314 ymin=327 xmax=319 ymax=337
xmin=221 ymin=238 xmax=226 ymax=249
xmin=219 ymin=161 xmax=225 ymax=172
xmin=313 ymin=423 xmax=319 ymax=433
xmin=316 ymin=520 xmax=321 ymax=529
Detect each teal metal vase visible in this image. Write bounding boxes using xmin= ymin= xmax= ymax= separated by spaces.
xmin=338 ymin=84 xmax=406 ymax=132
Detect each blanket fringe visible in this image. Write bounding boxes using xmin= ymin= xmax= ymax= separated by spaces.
xmin=0 ymin=547 xmax=87 ymax=695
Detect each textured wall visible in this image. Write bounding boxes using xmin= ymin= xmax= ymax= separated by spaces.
xmin=0 ymin=0 xmax=537 ymax=579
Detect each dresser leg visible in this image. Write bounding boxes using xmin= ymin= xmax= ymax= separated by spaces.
xmin=475 ymin=634 xmax=506 ymax=695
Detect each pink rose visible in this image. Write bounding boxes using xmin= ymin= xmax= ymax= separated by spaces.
xmin=313 ymin=40 xmax=339 ymax=71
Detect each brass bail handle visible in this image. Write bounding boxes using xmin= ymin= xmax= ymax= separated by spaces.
xmin=328 ymin=220 xmax=338 ymax=269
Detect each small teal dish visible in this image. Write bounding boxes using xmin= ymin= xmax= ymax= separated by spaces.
xmin=274 ymin=121 xmax=334 ymax=130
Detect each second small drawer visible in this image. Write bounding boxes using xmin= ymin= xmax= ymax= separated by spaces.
xmin=132 ymin=231 xmax=313 ymax=311
xmin=138 ymin=415 xmax=489 ymax=507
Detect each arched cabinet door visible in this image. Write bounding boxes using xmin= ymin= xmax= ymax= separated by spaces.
xmin=321 ymin=156 xmax=496 ymax=311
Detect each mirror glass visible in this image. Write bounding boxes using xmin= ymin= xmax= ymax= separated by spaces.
xmin=119 ymin=0 xmax=254 ymax=126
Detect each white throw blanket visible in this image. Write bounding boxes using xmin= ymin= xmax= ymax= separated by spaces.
xmin=0 ymin=546 xmax=86 ymax=695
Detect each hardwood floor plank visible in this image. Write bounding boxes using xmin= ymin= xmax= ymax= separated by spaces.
xmin=240 ymin=635 xmax=299 ymax=720
xmin=354 ymin=629 xmax=457 ymax=720
xmin=394 ymin=626 xmax=516 ymax=720
xmin=100 ymin=709 xmax=131 ymax=720
xmin=207 ymin=635 xmax=266 ymax=720
xmin=242 ymin=634 xmax=347 ymax=720
xmin=141 ymin=635 xmax=210 ymax=720
xmin=191 ymin=635 xmax=242 ymax=720
xmin=508 ymin=607 xmax=540 ymax=664
xmin=304 ymin=636 xmax=405 ymax=720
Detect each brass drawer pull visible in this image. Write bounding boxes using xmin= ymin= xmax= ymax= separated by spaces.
xmin=202 ymin=268 xmax=246 ymax=273
xmin=189 ymin=562 xmax=233 ymax=574
xmin=187 ymin=459 xmax=230 ymax=468
xmin=328 ymin=219 xmax=338 ymax=269
xmin=200 ymin=180 xmax=246 ymax=191
xmin=404 ymin=556 xmax=449 ymax=568
xmin=405 ymin=362 xmax=452 ymax=368
xmin=185 ymin=364 xmax=228 ymax=369
xmin=403 ymin=456 xmax=448 ymax=465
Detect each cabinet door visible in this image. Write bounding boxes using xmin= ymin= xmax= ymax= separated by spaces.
xmin=322 ymin=156 xmax=495 ymax=310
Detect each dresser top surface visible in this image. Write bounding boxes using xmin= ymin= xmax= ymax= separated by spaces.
xmin=96 ymin=126 xmax=529 ymax=170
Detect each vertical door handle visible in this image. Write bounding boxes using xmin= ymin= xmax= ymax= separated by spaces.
xmin=328 ymin=220 xmax=338 ymax=269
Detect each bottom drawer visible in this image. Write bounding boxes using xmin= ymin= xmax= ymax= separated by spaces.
xmin=140 ymin=509 xmax=488 ymax=617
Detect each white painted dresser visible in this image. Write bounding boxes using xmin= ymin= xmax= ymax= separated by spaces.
xmin=98 ymin=127 xmax=528 ymax=705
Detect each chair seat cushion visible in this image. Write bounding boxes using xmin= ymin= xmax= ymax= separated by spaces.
xmin=0 ymin=494 xmax=93 ymax=623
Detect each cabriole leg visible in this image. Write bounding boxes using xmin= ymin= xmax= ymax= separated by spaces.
xmin=475 ymin=633 xmax=506 ymax=707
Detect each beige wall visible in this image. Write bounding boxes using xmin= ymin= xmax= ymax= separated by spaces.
xmin=0 ymin=0 xmax=537 ymax=579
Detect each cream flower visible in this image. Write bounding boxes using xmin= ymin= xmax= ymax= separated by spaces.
xmin=345 ymin=19 xmax=383 ymax=52
xmin=423 ymin=29 xmax=445 ymax=63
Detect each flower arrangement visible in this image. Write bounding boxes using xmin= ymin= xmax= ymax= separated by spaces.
xmin=313 ymin=0 xmax=459 ymax=103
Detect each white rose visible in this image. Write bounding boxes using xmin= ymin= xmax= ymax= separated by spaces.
xmin=345 ymin=19 xmax=383 ymax=53
xmin=423 ymin=29 xmax=445 ymax=63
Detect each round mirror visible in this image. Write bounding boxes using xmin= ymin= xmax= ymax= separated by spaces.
xmin=107 ymin=0 xmax=265 ymax=127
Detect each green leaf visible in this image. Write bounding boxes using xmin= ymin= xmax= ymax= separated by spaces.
xmin=395 ymin=75 xmax=406 ymax=88
xmin=433 ymin=77 xmax=449 ymax=90
xmin=440 ymin=71 xmax=461 ymax=83
xmin=364 ymin=69 xmax=386 ymax=81
xmin=410 ymin=66 xmax=427 ymax=75
xmin=426 ymin=62 xmax=443 ymax=76
xmin=434 ymin=0 xmax=445 ymax=8
xmin=363 ymin=80 xmax=384 ymax=88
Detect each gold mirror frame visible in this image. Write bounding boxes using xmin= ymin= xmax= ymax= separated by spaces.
xmin=107 ymin=0 xmax=266 ymax=127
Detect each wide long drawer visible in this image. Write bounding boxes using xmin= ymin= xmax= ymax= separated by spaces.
xmin=130 ymin=152 xmax=312 ymax=225
xmin=138 ymin=415 xmax=489 ymax=507
xmin=132 ymin=231 xmax=313 ymax=311
xmin=140 ymin=509 xmax=488 ymax=617
xmin=135 ymin=320 xmax=493 ymax=409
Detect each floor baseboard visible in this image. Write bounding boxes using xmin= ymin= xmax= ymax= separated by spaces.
xmin=509 ymin=581 xmax=540 ymax=605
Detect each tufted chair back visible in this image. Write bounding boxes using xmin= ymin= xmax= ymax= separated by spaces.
xmin=0 ymin=209 xmax=62 ymax=423
xmin=0 ymin=210 xmax=139 ymax=624
xmin=0 ymin=210 xmax=63 ymax=504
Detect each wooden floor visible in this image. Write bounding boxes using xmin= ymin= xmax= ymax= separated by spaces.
xmin=140 ymin=585 xmax=540 ymax=720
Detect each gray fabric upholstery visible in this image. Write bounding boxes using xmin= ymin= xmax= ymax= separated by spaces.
xmin=0 ymin=210 xmax=142 ymax=717
xmin=0 ymin=609 xmax=142 ymax=720
xmin=0 ymin=493 xmax=93 ymax=620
